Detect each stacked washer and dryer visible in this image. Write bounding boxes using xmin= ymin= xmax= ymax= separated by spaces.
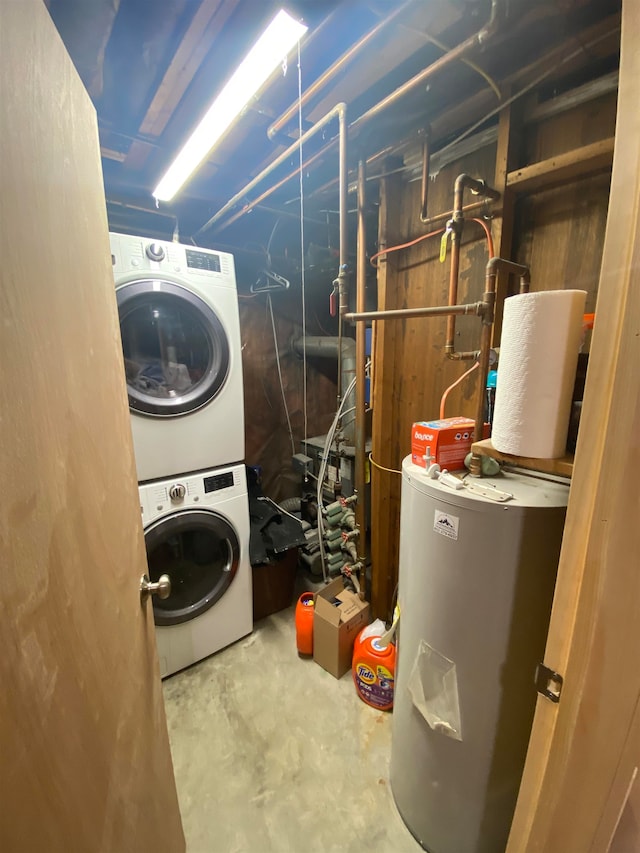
xmin=110 ymin=233 xmax=252 ymax=677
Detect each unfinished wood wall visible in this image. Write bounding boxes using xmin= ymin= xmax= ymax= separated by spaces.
xmin=370 ymin=91 xmax=617 ymax=619
xmin=240 ymin=291 xmax=339 ymax=501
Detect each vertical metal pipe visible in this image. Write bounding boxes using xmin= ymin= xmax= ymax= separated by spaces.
xmin=419 ymin=128 xmax=431 ymax=222
xmin=469 ymin=278 xmax=496 ymax=477
xmin=469 ymin=257 xmax=530 ymax=475
xmin=355 ymin=159 xmax=367 ymax=590
xmin=446 ymin=230 xmax=462 ymax=353
xmin=446 ymin=173 xmax=500 ymax=356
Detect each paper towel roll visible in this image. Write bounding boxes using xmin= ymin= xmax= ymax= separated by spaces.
xmin=492 ymin=289 xmax=586 ymax=458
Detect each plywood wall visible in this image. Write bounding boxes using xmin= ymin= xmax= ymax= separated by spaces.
xmin=370 ymin=92 xmax=616 ymax=618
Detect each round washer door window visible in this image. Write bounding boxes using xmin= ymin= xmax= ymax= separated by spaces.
xmin=117 ymin=278 xmax=230 ymax=416
xmin=145 ymin=509 xmax=240 ymax=626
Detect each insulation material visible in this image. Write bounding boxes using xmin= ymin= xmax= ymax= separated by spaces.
xmin=492 ymin=289 xmax=586 ymax=458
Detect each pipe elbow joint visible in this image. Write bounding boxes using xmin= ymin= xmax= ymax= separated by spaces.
xmin=468 ymin=453 xmax=484 ymax=478
xmin=479 ymin=0 xmax=502 ymax=43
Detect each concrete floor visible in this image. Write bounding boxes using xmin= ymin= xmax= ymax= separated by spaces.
xmin=162 ymin=594 xmax=422 ymax=853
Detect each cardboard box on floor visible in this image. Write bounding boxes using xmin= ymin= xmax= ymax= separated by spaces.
xmin=313 ymin=577 xmax=371 ymax=678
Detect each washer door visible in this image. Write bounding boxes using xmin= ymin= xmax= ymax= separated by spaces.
xmin=117 ymin=278 xmax=230 ymax=417
xmin=145 ymin=509 xmax=240 ymax=626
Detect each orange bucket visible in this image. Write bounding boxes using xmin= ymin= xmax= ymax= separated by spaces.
xmin=295 ymin=592 xmax=315 ymax=655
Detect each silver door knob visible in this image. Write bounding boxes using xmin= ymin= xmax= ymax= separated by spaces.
xmin=140 ymin=573 xmax=171 ymax=603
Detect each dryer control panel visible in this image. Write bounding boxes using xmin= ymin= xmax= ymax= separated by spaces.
xmin=109 ymin=232 xmax=236 ymax=287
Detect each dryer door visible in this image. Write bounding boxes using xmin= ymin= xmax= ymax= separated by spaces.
xmin=144 ymin=509 xmax=240 ymax=626
xmin=116 ymin=278 xmax=230 ymax=416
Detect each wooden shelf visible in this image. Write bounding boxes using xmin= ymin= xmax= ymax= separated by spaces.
xmin=471 ymin=438 xmax=574 ymax=478
xmin=506 ymin=137 xmax=614 ymax=194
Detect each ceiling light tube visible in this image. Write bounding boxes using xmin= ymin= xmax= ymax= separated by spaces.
xmin=153 ymin=9 xmax=307 ymax=202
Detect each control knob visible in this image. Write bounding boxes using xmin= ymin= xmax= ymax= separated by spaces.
xmin=146 ymin=242 xmax=165 ymax=261
xmin=169 ymin=483 xmax=186 ymax=502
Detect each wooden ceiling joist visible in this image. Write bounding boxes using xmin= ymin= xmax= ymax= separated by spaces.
xmin=124 ymin=0 xmax=241 ymax=171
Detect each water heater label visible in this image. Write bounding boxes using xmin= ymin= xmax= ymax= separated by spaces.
xmin=433 ymin=509 xmax=459 ymax=540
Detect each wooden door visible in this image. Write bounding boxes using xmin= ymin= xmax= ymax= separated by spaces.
xmin=0 ymin=3 xmax=185 ymax=851
xmin=507 ymin=1 xmax=640 ymax=849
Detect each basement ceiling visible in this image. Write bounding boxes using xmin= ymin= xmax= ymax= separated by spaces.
xmin=48 ymin=0 xmax=620 ymax=248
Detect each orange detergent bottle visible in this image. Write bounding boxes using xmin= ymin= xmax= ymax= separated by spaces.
xmin=295 ymin=592 xmax=315 ymax=655
xmin=352 ymin=607 xmax=400 ymax=711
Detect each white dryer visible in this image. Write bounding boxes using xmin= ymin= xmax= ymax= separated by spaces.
xmin=110 ymin=232 xmax=244 ymax=482
xmin=139 ymin=463 xmax=253 ymax=678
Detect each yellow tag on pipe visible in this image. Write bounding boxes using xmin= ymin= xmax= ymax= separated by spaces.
xmin=440 ymin=230 xmax=449 ymax=263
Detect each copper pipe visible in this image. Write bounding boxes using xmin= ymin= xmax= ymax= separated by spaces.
xmin=268 ymin=0 xmax=415 ymax=141
xmin=420 ymin=128 xmax=431 ymax=221
xmin=196 ymin=1 xmax=502 ymax=237
xmin=469 ymin=311 xmax=494 ymax=476
xmin=446 ymin=229 xmax=462 ymax=352
xmin=355 ymin=159 xmax=367 ymax=589
xmin=211 ymin=144 xmax=331 ymax=233
xmin=446 ymin=173 xmax=501 ymax=357
xmin=468 ymin=256 xmax=530 ymax=476
xmin=195 ymin=103 xmax=347 ymax=237
xmin=350 ymin=0 xmax=500 ymax=132
xmin=420 ymin=199 xmax=496 ymax=229
xmin=345 ymin=302 xmax=485 ymax=323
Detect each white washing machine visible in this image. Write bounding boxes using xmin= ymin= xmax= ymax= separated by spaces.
xmin=110 ymin=232 xmax=244 ymax=482
xmin=139 ymin=463 xmax=253 ymax=678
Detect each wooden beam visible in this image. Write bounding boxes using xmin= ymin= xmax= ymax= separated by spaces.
xmin=506 ymin=138 xmax=614 ymax=194
xmin=490 ymin=86 xmax=519 ymax=344
xmin=124 ymin=0 xmax=240 ymax=169
xmin=523 ymin=71 xmax=618 ymax=125
xmin=370 ymin=169 xmax=404 ymax=621
xmin=101 ymin=146 xmax=126 ymax=162
xmin=429 ymin=13 xmax=620 ymax=150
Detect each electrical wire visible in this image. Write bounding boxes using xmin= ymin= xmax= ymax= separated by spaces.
xmin=439 ymin=362 xmax=479 ymax=419
xmin=297 ymin=40 xmax=309 ymax=463
xmin=368 ymin=452 xmax=402 ymax=475
xmin=267 ymin=293 xmax=296 ymax=455
xmin=418 ymin=30 xmax=501 ymax=100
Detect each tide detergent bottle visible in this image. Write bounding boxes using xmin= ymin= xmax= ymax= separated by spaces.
xmin=352 ymin=606 xmax=400 ymax=711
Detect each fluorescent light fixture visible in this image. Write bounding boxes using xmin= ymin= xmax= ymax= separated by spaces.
xmin=153 ymin=9 xmax=307 ymax=202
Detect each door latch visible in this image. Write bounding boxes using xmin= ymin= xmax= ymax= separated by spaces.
xmin=535 ymin=663 xmax=563 ymax=703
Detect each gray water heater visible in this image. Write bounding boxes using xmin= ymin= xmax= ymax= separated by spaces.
xmin=390 ymin=458 xmax=569 ymax=853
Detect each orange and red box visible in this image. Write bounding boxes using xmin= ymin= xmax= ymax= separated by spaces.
xmin=411 ymin=417 xmax=490 ymax=471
